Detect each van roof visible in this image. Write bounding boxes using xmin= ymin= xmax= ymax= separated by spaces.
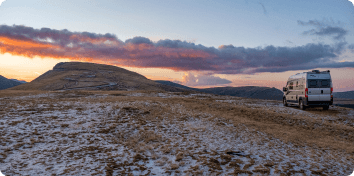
xmin=304 ymin=70 xmax=330 ymax=74
xmin=288 ymin=70 xmax=331 ymax=81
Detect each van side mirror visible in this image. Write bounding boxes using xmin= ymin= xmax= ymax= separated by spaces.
xmin=283 ymin=87 xmax=288 ymax=92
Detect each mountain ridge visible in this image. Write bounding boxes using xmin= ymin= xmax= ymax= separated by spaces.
xmin=9 ymin=79 xmax=27 ymax=84
xmin=155 ymin=80 xmax=284 ymax=100
xmin=0 ymin=75 xmax=25 ymax=90
xmin=333 ymin=91 xmax=354 ymax=99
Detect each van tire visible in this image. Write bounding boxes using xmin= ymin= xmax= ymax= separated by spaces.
xmin=323 ymin=105 xmax=329 ymax=110
xmin=299 ymin=100 xmax=306 ymax=110
xmin=283 ymin=97 xmax=288 ymax=107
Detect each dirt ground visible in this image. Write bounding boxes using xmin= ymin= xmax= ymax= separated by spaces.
xmin=0 ymin=90 xmax=353 ymax=175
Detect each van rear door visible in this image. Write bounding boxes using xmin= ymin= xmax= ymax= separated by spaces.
xmin=319 ymin=88 xmax=331 ymax=101
xmin=307 ymin=79 xmax=331 ymax=101
xmin=318 ymin=79 xmax=331 ymax=101
xmin=307 ymin=79 xmax=320 ymax=101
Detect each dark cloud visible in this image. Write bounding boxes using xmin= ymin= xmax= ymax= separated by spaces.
xmin=155 ymin=39 xmax=218 ymax=54
xmin=333 ymin=41 xmax=348 ymax=54
xmin=253 ymin=61 xmax=354 ymax=73
xmin=0 ymin=24 xmax=353 ymax=75
xmin=348 ymin=44 xmax=354 ymax=50
xmin=0 ymin=24 xmax=121 ymax=49
xmin=348 ymin=44 xmax=354 ymax=53
xmin=213 ymin=43 xmax=344 ymax=74
xmin=125 ymin=36 xmax=152 ymax=45
xmin=298 ymin=20 xmax=348 ymax=41
xmin=302 ymin=26 xmax=347 ymax=40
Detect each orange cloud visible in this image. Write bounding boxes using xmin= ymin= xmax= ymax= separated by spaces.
xmin=0 ymin=36 xmax=65 ymax=59
xmin=1 ymin=24 xmax=353 ymax=76
xmin=0 ymin=37 xmax=55 ymax=49
xmin=0 ymin=27 xmax=216 ymax=72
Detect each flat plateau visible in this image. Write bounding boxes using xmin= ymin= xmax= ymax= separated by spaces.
xmin=0 ymin=90 xmax=353 ymax=175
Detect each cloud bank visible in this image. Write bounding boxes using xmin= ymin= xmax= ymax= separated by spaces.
xmin=0 ymin=24 xmax=353 ymax=75
xmin=182 ymin=73 xmax=232 ymax=86
xmin=0 ymin=0 xmax=6 ymax=7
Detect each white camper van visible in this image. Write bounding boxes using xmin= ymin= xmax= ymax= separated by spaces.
xmin=283 ymin=70 xmax=333 ymax=110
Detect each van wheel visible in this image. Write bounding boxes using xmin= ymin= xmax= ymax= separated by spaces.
xmin=299 ymin=100 xmax=306 ymax=110
xmin=283 ymin=97 xmax=288 ymax=107
xmin=323 ymin=105 xmax=329 ymax=110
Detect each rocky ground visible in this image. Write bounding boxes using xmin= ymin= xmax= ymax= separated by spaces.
xmin=0 ymin=91 xmax=353 ymax=175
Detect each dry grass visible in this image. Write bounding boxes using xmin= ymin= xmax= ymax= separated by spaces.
xmin=0 ymin=90 xmax=48 ymax=98
xmin=0 ymin=90 xmax=353 ymax=175
xmin=174 ymin=97 xmax=354 ymax=153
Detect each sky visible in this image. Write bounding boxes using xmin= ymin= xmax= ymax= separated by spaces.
xmin=0 ymin=0 xmax=354 ymax=92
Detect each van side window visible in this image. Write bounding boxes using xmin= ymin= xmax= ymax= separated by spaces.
xmin=289 ymin=82 xmax=293 ymax=90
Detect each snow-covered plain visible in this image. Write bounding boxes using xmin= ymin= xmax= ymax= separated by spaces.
xmin=0 ymin=92 xmax=353 ymax=175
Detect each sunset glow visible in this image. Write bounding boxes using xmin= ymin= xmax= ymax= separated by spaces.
xmin=0 ymin=0 xmax=353 ymax=91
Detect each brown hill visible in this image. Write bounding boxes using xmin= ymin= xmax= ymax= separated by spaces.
xmin=11 ymin=62 xmax=187 ymax=92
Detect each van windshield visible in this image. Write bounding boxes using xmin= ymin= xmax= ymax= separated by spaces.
xmin=307 ymin=79 xmax=331 ymax=88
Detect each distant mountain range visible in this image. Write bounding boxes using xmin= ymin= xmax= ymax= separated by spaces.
xmin=155 ymin=81 xmax=199 ymax=91
xmin=156 ymin=81 xmax=354 ymax=100
xmin=5 ymin=62 xmax=354 ymax=101
xmin=201 ymin=86 xmax=284 ymax=100
xmin=333 ymin=91 xmax=354 ymax=99
xmin=156 ymin=80 xmax=284 ymax=100
xmin=10 ymin=79 xmax=27 ymax=84
xmin=0 ymin=75 xmax=26 ymax=90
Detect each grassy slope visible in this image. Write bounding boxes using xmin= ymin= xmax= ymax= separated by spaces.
xmin=11 ymin=62 xmax=186 ymax=92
